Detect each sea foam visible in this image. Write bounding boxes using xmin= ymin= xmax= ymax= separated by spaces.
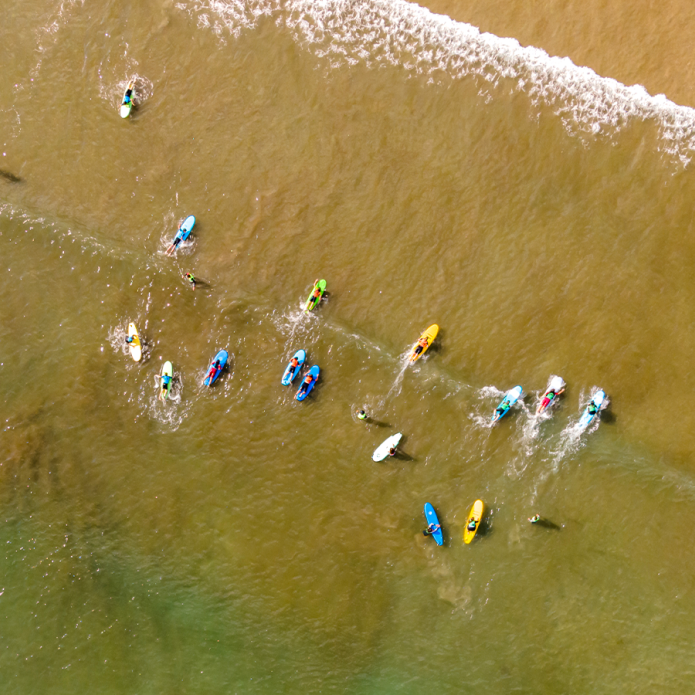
xmin=179 ymin=0 xmax=695 ymax=164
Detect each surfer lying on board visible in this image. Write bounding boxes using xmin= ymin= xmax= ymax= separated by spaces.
xmin=206 ymin=361 xmax=221 ymax=381
xmin=539 ymin=387 xmax=565 ymax=412
xmin=413 ymin=337 xmax=429 ymax=357
xmin=495 ymin=403 xmax=509 ymax=418
xmin=123 ymin=86 xmax=133 ymax=106
xmin=310 ymin=280 xmax=322 ymax=303
xmin=297 ymin=373 xmax=314 ymax=397
xmin=423 ymin=523 xmax=440 ymax=537
xmin=125 ymin=335 xmax=134 ymax=344
xmin=166 ymin=236 xmax=183 ymax=255
xmin=157 ymin=373 xmax=172 ymax=396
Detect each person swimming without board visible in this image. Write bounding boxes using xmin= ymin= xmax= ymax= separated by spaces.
xmin=356 ymin=409 xmax=368 ymax=421
xmin=184 ymin=273 xmax=196 ymax=290
xmin=423 ymin=523 xmax=440 ymax=537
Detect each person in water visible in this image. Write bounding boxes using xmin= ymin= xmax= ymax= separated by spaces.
xmin=184 ymin=273 xmax=196 ymax=290
xmin=529 ymin=514 xmax=541 ymax=524
xmin=413 ymin=337 xmax=429 ymax=357
xmin=423 ymin=523 xmax=441 ymax=537
xmin=357 ymin=409 xmax=368 ymax=421
xmin=310 ymin=280 xmax=322 ymax=304
xmin=540 ymin=386 xmax=565 ymax=412
xmin=298 ymin=373 xmax=314 ymax=396
xmin=206 ymin=361 xmax=221 ymax=382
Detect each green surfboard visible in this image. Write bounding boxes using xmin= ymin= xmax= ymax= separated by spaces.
xmin=304 ymin=279 xmax=326 ymax=313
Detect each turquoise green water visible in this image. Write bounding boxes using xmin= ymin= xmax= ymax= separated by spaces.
xmin=4 ymin=0 xmax=695 ymax=692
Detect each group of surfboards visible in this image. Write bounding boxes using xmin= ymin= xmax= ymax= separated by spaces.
xmin=369 ymin=327 xmax=608 ymax=547
xmin=123 ymin=213 xmax=231 ymax=399
xmin=120 ymin=91 xmax=607 ymax=545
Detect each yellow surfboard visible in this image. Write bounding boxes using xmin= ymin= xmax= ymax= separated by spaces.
xmin=409 ymin=324 xmax=439 ymax=363
xmin=463 ymin=500 xmax=484 ymax=544
xmin=128 ymin=322 xmax=142 ymax=362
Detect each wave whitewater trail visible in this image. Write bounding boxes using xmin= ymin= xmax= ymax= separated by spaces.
xmin=180 ymin=0 xmax=695 ymax=163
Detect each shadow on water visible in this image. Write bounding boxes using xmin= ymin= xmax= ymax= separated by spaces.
xmin=530 ymin=517 xmax=562 ymax=530
xmin=601 ymin=407 xmax=617 ymax=425
xmin=0 ymin=170 xmax=22 ymax=183
xmin=475 ymin=513 xmax=493 ymax=538
xmin=426 ymin=326 xmax=444 ymax=356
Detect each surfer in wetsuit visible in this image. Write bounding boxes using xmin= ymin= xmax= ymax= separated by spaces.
xmin=423 ymin=523 xmax=440 ymax=537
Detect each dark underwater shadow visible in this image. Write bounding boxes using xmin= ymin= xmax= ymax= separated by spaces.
xmin=0 ymin=169 xmax=22 ymax=183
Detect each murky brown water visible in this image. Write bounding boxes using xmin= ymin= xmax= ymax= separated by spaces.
xmin=3 ymin=0 xmax=695 ymax=692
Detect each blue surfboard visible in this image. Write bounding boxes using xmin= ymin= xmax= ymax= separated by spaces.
xmin=296 ymin=365 xmax=319 ymax=401
xmin=491 ymin=385 xmax=523 ymax=423
xmin=424 ymin=503 xmax=443 ymax=546
xmin=578 ymin=389 xmax=606 ymax=429
xmin=175 ymin=215 xmax=196 ymax=243
xmin=203 ymin=349 xmax=228 ymax=386
xmin=282 ymin=349 xmax=306 ymax=386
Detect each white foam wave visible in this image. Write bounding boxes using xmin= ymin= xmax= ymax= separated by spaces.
xmin=180 ymin=0 xmax=695 ymax=164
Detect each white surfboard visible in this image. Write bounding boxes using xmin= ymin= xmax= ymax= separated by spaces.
xmin=120 ymin=80 xmax=134 ymax=118
xmin=372 ymin=433 xmax=402 ymax=462
xmin=128 ymin=322 xmax=142 ymax=362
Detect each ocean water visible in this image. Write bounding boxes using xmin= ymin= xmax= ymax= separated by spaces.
xmin=3 ymin=0 xmax=695 ymax=692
